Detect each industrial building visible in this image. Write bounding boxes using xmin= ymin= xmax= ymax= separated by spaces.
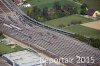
xmin=3 ymin=50 xmax=46 ymax=66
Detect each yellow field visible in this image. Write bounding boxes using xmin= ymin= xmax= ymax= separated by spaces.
xmin=81 ymin=20 xmax=100 ymax=30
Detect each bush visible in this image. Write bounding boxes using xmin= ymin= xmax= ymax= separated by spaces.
xmin=37 ymin=16 xmax=46 ymax=22
xmin=69 ymin=20 xmax=82 ymax=26
xmin=58 ymin=24 xmax=66 ymax=28
xmin=0 ymin=32 xmax=5 ymax=39
xmin=71 ymin=33 xmax=100 ymax=49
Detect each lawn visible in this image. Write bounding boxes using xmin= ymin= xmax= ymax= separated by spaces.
xmin=44 ymin=15 xmax=94 ymax=28
xmin=63 ymin=25 xmax=100 ymax=39
xmin=27 ymin=0 xmax=74 ymax=8
xmin=0 ymin=43 xmax=24 ymax=54
xmin=20 ymin=0 xmax=100 ymax=39
xmin=21 ymin=0 xmax=80 ymax=14
xmin=44 ymin=15 xmax=100 ymax=39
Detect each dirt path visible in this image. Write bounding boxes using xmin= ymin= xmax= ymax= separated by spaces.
xmin=81 ymin=20 xmax=100 ymax=30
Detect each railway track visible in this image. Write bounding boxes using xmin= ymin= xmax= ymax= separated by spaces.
xmin=0 ymin=0 xmax=100 ymax=66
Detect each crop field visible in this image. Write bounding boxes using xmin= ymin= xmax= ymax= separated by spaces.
xmin=81 ymin=21 xmax=100 ymax=30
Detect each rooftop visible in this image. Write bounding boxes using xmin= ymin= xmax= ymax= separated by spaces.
xmin=3 ymin=50 xmax=46 ymax=66
xmin=0 ymin=57 xmax=10 ymax=66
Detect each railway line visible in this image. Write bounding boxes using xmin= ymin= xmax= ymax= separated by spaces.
xmin=0 ymin=0 xmax=100 ymax=66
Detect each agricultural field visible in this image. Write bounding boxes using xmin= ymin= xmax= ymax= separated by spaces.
xmin=44 ymin=15 xmax=100 ymax=39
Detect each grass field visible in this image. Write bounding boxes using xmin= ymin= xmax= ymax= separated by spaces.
xmin=0 ymin=43 xmax=24 ymax=54
xmin=44 ymin=15 xmax=94 ymax=28
xmin=21 ymin=0 xmax=80 ymax=14
xmin=80 ymin=0 xmax=100 ymax=10
xmin=27 ymin=0 xmax=75 ymax=8
xmin=44 ymin=15 xmax=100 ymax=39
xmin=21 ymin=0 xmax=100 ymax=39
xmin=63 ymin=25 xmax=100 ymax=39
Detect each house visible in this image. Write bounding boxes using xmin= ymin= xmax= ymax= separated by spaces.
xmin=92 ymin=11 xmax=100 ymax=17
xmin=87 ymin=9 xmax=100 ymax=18
xmin=87 ymin=9 xmax=95 ymax=16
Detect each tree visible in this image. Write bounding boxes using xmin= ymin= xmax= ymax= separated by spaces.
xmin=0 ymin=32 xmax=2 ymax=36
xmin=53 ymin=1 xmax=61 ymax=11
xmin=33 ymin=6 xmax=41 ymax=16
xmin=23 ymin=0 xmax=28 ymax=4
xmin=63 ymin=4 xmax=76 ymax=15
xmin=42 ymin=7 xmax=49 ymax=20
xmin=0 ymin=32 xmax=5 ymax=39
xmin=27 ymin=7 xmax=33 ymax=17
xmin=80 ymin=3 xmax=87 ymax=15
xmin=53 ymin=1 xmax=66 ymax=18
xmin=32 ymin=6 xmax=41 ymax=19
xmin=58 ymin=24 xmax=65 ymax=28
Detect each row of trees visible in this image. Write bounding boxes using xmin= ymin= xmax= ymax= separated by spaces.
xmin=27 ymin=1 xmax=78 ymax=22
xmin=57 ymin=20 xmax=82 ymax=28
xmin=0 ymin=32 xmax=5 ymax=39
xmin=70 ymin=34 xmax=100 ymax=49
xmin=80 ymin=3 xmax=87 ymax=15
xmin=68 ymin=20 xmax=82 ymax=26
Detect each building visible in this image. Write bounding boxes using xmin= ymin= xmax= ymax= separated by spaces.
xmin=87 ymin=9 xmax=100 ymax=18
xmin=2 ymin=50 xmax=46 ymax=66
xmin=87 ymin=9 xmax=95 ymax=16
xmin=92 ymin=11 xmax=100 ymax=17
xmin=0 ymin=57 xmax=10 ymax=66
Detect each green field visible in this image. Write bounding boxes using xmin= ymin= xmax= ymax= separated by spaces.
xmin=44 ymin=15 xmax=94 ymax=28
xmin=79 ymin=0 xmax=100 ymax=10
xmin=27 ymin=0 xmax=74 ymax=8
xmin=0 ymin=43 xmax=24 ymax=54
xmin=44 ymin=15 xmax=100 ymax=39
xmin=63 ymin=25 xmax=100 ymax=39
xmin=21 ymin=0 xmax=100 ymax=39
xmin=21 ymin=0 xmax=80 ymax=13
